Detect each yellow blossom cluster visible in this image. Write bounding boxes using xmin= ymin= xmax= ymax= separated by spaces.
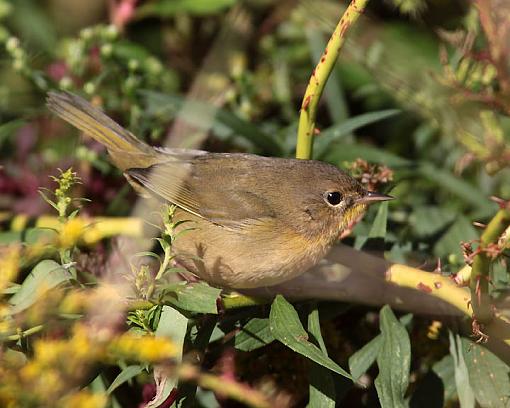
xmin=0 ymin=295 xmax=177 ymax=407
xmin=0 ymin=245 xmax=19 ymax=291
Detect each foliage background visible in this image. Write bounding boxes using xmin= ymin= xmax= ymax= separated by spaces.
xmin=1 ymin=0 xmax=510 ymax=407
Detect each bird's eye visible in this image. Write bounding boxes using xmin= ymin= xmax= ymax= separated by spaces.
xmin=324 ymin=191 xmax=343 ymax=206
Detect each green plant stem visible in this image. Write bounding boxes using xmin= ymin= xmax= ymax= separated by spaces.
xmin=126 ymin=299 xmax=155 ymax=312
xmin=296 ymin=0 xmax=368 ymax=159
xmin=470 ymin=208 xmax=510 ymax=323
xmin=6 ymin=324 xmax=44 ymax=341
xmin=221 ymin=292 xmax=268 ymax=309
xmin=155 ymin=247 xmax=173 ymax=281
xmin=178 ymin=364 xmax=272 ymax=408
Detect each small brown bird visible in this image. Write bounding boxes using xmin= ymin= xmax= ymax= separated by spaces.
xmin=47 ymin=92 xmax=392 ymax=288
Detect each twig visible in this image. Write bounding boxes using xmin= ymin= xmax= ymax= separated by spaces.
xmin=6 ymin=325 xmax=44 ymax=341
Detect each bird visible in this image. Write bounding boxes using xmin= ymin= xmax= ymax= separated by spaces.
xmin=47 ymin=91 xmax=392 ymax=288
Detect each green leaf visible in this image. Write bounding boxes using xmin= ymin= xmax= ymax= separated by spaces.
xmin=137 ymin=0 xmax=237 ymax=17
xmin=461 ymin=338 xmax=510 ymax=408
xmin=349 ymin=336 xmax=383 ymax=382
xmin=409 ymin=206 xmax=457 ymax=237
xmin=307 ymin=307 xmax=327 ymax=354
xmin=0 ymin=119 xmax=26 ymax=147
xmin=419 ymin=164 xmax=492 ymax=212
xmin=107 ymin=365 xmax=144 ymax=395
xmin=369 ymin=201 xmax=389 ymax=239
xmin=148 ymin=306 xmax=189 ymax=408
xmin=269 ymin=295 xmax=351 ymax=379
xmin=374 ymin=305 xmax=411 ymax=408
xmin=234 ymin=318 xmax=274 ymax=352
xmin=315 ymin=110 xmax=400 ymax=159
xmin=155 ymin=305 xmax=189 ymax=346
xmin=432 ymin=355 xmax=457 ymax=402
xmin=449 ymin=332 xmax=475 ymax=408
xmin=307 ymin=306 xmax=335 ymax=408
xmin=175 ymin=317 xmax=217 ymax=407
xmin=10 ymin=0 xmax=57 ymax=52
xmin=349 ymin=314 xmax=412 ymax=382
xmin=433 ymin=216 xmax=478 ymax=258
xmin=163 ymin=282 xmax=221 ymax=314
xmin=113 ymin=41 xmax=153 ymax=62
xmin=142 ymin=91 xmax=283 ymax=155
xmin=324 ymin=143 xmax=410 ymax=167
xmin=216 ymin=109 xmax=284 ymax=155
xmin=9 ymin=260 xmax=71 ymax=315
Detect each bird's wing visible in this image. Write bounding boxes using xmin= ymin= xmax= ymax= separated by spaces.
xmin=126 ymin=158 xmax=277 ymax=230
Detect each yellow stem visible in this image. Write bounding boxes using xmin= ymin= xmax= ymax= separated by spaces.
xmin=388 ymin=264 xmax=471 ymax=316
xmin=388 ymin=263 xmax=510 ymax=347
xmin=296 ymin=0 xmax=368 ymax=159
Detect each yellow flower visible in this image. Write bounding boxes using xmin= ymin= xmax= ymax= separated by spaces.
xmin=59 ymin=391 xmax=107 ymax=408
xmin=32 ymin=340 xmax=66 ymax=367
xmin=69 ymin=324 xmax=102 ymax=362
xmin=0 ymin=305 xmax=13 ymax=335
xmin=59 ymin=290 xmax=88 ymax=315
xmin=426 ymin=320 xmax=442 ymax=340
xmin=109 ymin=333 xmax=177 ymax=362
xmin=59 ymin=218 xmax=86 ymax=248
xmin=0 ymin=246 xmax=19 ymax=291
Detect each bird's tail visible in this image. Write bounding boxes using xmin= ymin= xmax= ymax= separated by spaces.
xmin=47 ymin=91 xmax=156 ymax=170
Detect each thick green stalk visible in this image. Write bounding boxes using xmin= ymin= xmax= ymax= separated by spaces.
xmin=470 ymin=208 xmax=510 ymax=323
xmin=296 ymin=0 xmax=369 ymax=159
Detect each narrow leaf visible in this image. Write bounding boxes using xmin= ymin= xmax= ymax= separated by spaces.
xmin=315 ymin=110 xmax=400 ymax=159
xmin=374 ymin=305 xmax=411 ymax=408
xmin=137 ymin=0 xmax=236 ymax=17
xmin=419 ymin=164 xmax=492 ymax=212
xmin=449 ymin=332 xmax=475 ymax=408
xmin=269 ymin=295 xmax=351 ymax=379
xmin=349 ymin=336 xmax=383 ymax=382
xmin=432 ymin=355 xmax=457 ymax=402
xmin=142 ymin=91 xmax=283 ymax=155
xmin=323 ymin=143 xmax=410 ymax=167
xmin=9 ymin=260 xmax=71 ymax=314
xmin=107 ymin=365 xmax=144 ymax=395
xmin=0 ymin=119 xmax=26 ymax=147
xmin=147 ymin=306 xmax=188 ymax=408
xmin=349 ymin=314 xmax=412 ymax=382
xmin=369 ymin=201 xmax=389 ymax=239
xmin=235 ymin=318 xmax=274 ymax=352
xmin=307 ymin=306 xmax=335 ymax=408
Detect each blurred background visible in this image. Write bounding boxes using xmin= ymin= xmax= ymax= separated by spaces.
xmin=1 ymin=0 xmax=510 ymax=407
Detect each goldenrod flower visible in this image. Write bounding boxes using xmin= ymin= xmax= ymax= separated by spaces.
xmin=59 ymin=390 xmax=107 ymax=408
xmin=59 ymin=218 xmax=86 ymax=248
xmin=109 ymin=333 xmax=177 ymax=362
xmin=0 ymin=246 xmax=19 ymax=291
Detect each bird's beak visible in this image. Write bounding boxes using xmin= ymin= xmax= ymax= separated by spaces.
xmin=357 ymin=190 xmax=394 ymax=204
